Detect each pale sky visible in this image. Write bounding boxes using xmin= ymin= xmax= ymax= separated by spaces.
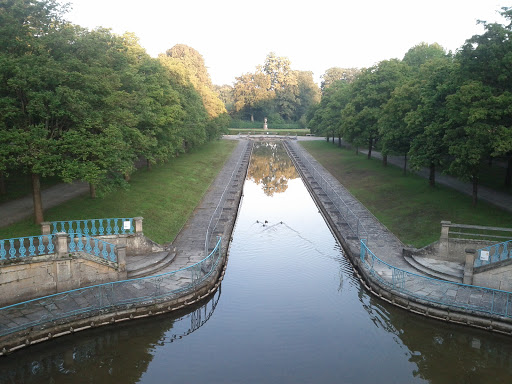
xmin=65 ymin=0 xmax=508 ymax=86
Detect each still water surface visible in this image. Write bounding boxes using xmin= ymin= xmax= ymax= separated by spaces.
xmin=1 ymin=142 xmax=512 ymax=383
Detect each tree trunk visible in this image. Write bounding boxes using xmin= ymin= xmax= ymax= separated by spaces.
xmin=0 ymin=172 xmax=5 ymax=195
xmin=383 ymin=154 xmax=388 ymax=167
xmin=250 ymin=114 xmax=254 ymax=123
xmin=472 ymin=175 xmax=478 ymax=207
xmin=326 ymin=135 xmax=329 ymax=142
xmin=505 ymin=156 xmax=512 ymax=187
xmin=367 ymin=138 xmax=373 ymax=159
xmin=338 ymin=134 xmax=342 ymax=147
xmin=124 ymin=173 xmax=131 ymax=182
xmin=147 ymin=159 xmax=152 ymax=171
xmin=331 ymin=134 xmax=334 ymax=144
xmin=31 ymin=173 xmax=44 ymax=224
xmin=429 ymin=163 xmax=435 ymax=187
xmin=89 ymin=183 xmax=97 ymax=199
xmin=403 ymin=153 xmax=407 ymax=175
xmin=355 ymin=147 xmax=359 ymax=155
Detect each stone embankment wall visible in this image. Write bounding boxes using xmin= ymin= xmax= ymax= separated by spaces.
xmin=0 ymin=255 xmax=123 ymax=307
xmin=0 ymin=228 xmax=161 ymax=307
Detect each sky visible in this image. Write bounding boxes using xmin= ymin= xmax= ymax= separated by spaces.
xmin=65 ymin=0 xmax=508 ymax=86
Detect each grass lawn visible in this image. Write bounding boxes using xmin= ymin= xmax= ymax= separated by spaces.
xmin=0 ymin=140 xmax=238 ymax=244
xmin=301 ymin=141 xmax=512 ymax=248
xmin=227 ymin=128 xmax=310 ymax=136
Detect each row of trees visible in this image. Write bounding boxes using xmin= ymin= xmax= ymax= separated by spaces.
xmin=232 ymin=53 xmax=321 ymax=126
xmin=308 ymin=8 xmax=512 ymax=206
xmin=0 ymin=0 xmax=228 ymax=223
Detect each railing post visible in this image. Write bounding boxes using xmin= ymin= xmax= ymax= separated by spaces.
xmin=134 ymin=217 xmax=144 ymax=234
xmin=55 ymin=232 xmax=69 ymax=258
xmin=463 ymin=248 xmax=475 ymax=285
xmin=117 ymin=244 xmax=127 ymax=275
xmin=439 ymin=221 xmax=451 ymax=259
xmin=41 ymin=222 xmax=51 ymax=236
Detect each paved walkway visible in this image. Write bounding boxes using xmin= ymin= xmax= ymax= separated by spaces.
xmin=0 ymin=181 xmax=89 ymax=228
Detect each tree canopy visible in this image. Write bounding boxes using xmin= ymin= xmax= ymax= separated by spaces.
xmin=308 ymin=7 xmax=512 ymax=206
xmin=0 ymin=0 xmax=229 ymax=223
xmin=232 ymin=52 xmax=320 ymax=125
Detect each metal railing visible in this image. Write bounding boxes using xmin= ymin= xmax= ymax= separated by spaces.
xmin=446 ymin=223 xmax=512 ymax=242
xmin=475 ymin=239 xmax=512 ymax=268
xmin=285 ymin=140 xmax=369 ymax=242
xmin=0 ymin=237 xmax=222 ymax=337
xmin=205 ymin=141 xmax=251 ymax=255
xmin=360 ymin=240 xmax=512 ymax=319
xmin=50 ymin=218 xmax=134 ymax=236
xmin=0 ymin=235 xmax=55 ymax=260
xmin=68 ymin=235 xmax=117 ymax=263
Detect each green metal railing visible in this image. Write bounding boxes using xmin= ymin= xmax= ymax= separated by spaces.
xmin=360 ymin=240 xmax=512 ymax=319
xmin=0 ymin=237 xmax=222 ymax=337
xmin=475 ymin=239 xmax=512 ymax=268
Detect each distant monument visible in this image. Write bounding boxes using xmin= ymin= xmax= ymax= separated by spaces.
xmin=263 ymin=117 xmax=268 ymax=130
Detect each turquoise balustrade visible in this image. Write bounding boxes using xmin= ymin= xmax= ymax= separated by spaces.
xmin=360 ymin=240 xmax=512 ymax=319
xmin=475 ymin=240 xmax=512 ymax=268
xmin=0 ymin=237 xmax=222 ymax=337
xmin=51 ymin=218 xmax=134 ymax=236
xmin=68 ymin=235 xmax=117 ymax=263
xmin=0 ymin=235 xmax=55 ymax=260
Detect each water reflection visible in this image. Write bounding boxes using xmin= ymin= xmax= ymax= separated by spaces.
xmin=359 ymin=288 xmax=512 ymax=384
xmin=0 ymin=290 xmax=221 ymax=384
xmin=248 ymin=142 xmax=297 ymax=196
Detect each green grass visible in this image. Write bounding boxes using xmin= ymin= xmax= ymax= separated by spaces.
xmin=228 ymin=128 xmax=310 ymax=136
xmin=301 ymin=141 xmax=512 ymax=248
xmin=0 ymin=140 xmax=238 ymax=244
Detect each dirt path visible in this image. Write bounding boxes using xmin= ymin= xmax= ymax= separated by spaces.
xmin=0 ymin=181 xmax=89 ymax=228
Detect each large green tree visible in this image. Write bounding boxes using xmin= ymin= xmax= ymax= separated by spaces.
xmin=456 ymin=8 xmax=512 ymax=187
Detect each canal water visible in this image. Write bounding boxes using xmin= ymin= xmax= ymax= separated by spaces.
xmin=1 ymin=141 xmax=512 ymax=383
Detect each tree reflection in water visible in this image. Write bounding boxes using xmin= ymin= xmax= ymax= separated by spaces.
xmin=248 ymin=142 xmax=298 ymax=196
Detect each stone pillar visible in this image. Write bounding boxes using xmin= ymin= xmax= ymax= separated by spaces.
xmin=41 ymin=222 xmax=51 ymax=235
xmin=439 ymin=221 xmax=451 ymax=259
xmin=463 ymin=249 xmax=476 ymax=285
xmin=134 ymin=217 xmax=143 ymax=235
xmin=55 ymin=232 xmax=69 ymax=258
xmin=116 ymin=245 xmax=127 ymax=278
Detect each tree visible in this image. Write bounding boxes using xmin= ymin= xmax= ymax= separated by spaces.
xmin=402 ymin=42 xmax=447 ymax=69
xmin=407 ymin=57 xmax=457 ymax=187
xmin=379 ymin=82 xmax=421 ymax=173
xmin=0 ymin=0 xmax=75 ymax=223
xmin=341 ymin=59 xmax=406 ymax=159
xmin=232 ymin=70 xmax=272 ymax=122
xmin=164 ymin=44 xmax=226 ymax=118
xmin=295 ymin=71 xmax=321 ymax=123
xmin=445 ymin=81 xmax=498 ymax=206
xmin=320 ymin=67 xmax=360 ymax=93
xmin=456 ymin=8 xmax=512 ymax=186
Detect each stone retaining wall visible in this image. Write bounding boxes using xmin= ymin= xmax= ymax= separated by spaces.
xmin=0 ymin=254 xmax=124 ymax=307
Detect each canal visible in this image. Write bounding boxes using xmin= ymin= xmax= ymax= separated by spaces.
xmin=1 ymin=141 xmax=512 ymax=383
